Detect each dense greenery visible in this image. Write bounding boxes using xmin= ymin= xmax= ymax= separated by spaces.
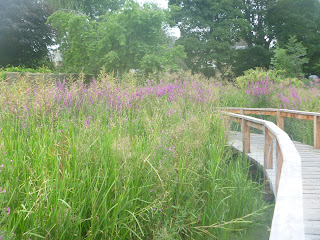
xmin=46 ymin=0 xmax=126 ymax=18
xmin=169 ymin=0 xmax=248 ymax=77
xmin=48 ymin=2 xmax=186 ymax=75
xmin=271 ymin=36 xmax=309 ymax=78
xmin=0 ymin=0 xmax=54 ymax=68
xmin=169 ymin=0 xmax=320 ymax=77
xmin=0 ymin=75 xmax=270 ymax=239
xmin=1 ymin=0 xmax=319 ymax=77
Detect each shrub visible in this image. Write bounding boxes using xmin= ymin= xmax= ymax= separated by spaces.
xmin=235 ymin=67 xmax=303 ymax=89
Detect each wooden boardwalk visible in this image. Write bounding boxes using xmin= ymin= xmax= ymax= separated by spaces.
xmin=228 ymin=131 xmax=320 ymax=240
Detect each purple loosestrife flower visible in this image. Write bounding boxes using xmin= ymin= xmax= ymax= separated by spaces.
xmin=7 ymin=207 xmax=10 ymax=214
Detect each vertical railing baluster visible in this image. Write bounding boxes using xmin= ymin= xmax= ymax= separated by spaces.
xmin=314 ymin=115 xmax=320 ymax=149
xmin=242 ymin=120 xmax=250 ymax=153
xmin=277 ymin=110 xmax=284 ymax=130
xmin=264 ymin=127 xmax=273 ymax=169
xmin=276 ymin=141 xmax=283 ymax=194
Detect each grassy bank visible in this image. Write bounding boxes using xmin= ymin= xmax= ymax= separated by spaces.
xmin=0 ymin=76 xmax=269 ymax=239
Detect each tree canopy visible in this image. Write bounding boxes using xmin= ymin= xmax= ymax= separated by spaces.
xmin=169 ymin=0 xmax=249 ymax=76
xmin=0 ymin=0 xmax=319 ymax=77
xmin=46 ymin=0 xmax=126 ymax=19
xmin=48 ymin=1 xmax=186 ymax=74
xmin=0 ymin=0 xmax=54 ymax=68
xmin=169 ymin=0 xmax=320 ymax=77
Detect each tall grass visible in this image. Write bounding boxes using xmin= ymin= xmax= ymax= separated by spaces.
xmin=0 ymin=76 xmax=268 ymax=239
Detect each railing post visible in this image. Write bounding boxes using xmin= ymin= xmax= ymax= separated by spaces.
xmin=264 ymin=127 xmax=273 ymax=169
xmin=276 ymin=141 xmax=283 ymax=194
xmin=314 ymin=115 xmax=320 ymax=149
xmin=242 ymin=119 xmax=250 ymax=153
xmin=277 ymin=110 xmax=284 ymax=130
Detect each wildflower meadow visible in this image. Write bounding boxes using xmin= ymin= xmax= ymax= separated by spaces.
xmin=0 ymin=70 xmax=319 ymax=239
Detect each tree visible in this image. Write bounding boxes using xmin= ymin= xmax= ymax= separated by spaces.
xmin=46 ymin=0 xmax=126 ymax=19
xmin=169 ymin=0 xmax=249 ymax=77
xmin=48 ymin=1 xmax=186 ymax=74
xmin=0 ymin=0 xmax=54 ymax=68
xmin=271 ymin=36 xmax=309 ymax=78
xmin=232 ymin=45 xmax=272 ymax=76
xmin=267 ymin=0 xmax=320 ymax=74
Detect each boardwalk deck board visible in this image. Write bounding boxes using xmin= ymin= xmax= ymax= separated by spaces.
xmin=228 ymin=131 xmax=320 ymax=239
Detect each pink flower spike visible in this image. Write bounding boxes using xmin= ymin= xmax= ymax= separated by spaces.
xmin=7 ymin=207 xmax=10 ymax=214
xmin=2 ymin=189 xmax=6 ymax=193
xmin=0 ymin=164 xmax=3 ymax=168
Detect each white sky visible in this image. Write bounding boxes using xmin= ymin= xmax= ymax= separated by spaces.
xmin=136 ymin=0 xmax=169 ymax=9
xmin=135 ymin=0 xmax=180 ymax=38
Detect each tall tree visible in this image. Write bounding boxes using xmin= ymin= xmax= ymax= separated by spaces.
xmin=169 ymin=0 xmax=249 ymax=77
xmin=46 ymin=0 xmax=126 ymax=19
xmin=271 ymin=36 xmax=309 ymax=78
xmin=48 ymin=1 xmax=186 ymax=74
xmin=0 ymin=0 xmax=54 ymax=67
xmin=230 ymin=0 xmax=275 ymax=76
xmin=267 ymin=0 xmax=320 ymax=74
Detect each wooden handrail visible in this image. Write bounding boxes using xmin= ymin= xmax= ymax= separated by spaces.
xmin=223 ymin=107 xmax=320 ymax=149
xmin=221 ymin=110 xmax=305 ymax=240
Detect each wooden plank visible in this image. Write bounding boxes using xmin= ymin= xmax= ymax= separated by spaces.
xmin=244 ymin=110 xmax=277 ymax=116
xmin=315 ymin=116 xmax=320 ymax=149
xmin=247 ymin=121 xmax=265 ymax=130
xmin=304 ymin=210 xmax=320 ymax=221
xmin=280 ymin=111 xmax=314 ymax=120
xmin=305 ymin=234 xmax=320 ymax=240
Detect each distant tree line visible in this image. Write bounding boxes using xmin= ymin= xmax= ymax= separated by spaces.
xmin=169 ymin=0 xmax=320 ymax=77
xmin=0 ymin=0 xmax=319 ymax=77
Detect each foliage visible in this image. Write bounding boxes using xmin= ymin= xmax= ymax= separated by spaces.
xmin=168 ymin=0 xmax=320 ymax=77
xmin=0 ymin=66 xmax=52 ymax=80
xmin=0 ymin=76 xmax=269 ymax=239
xmin=169 ymin=0 xmax=249 ymax=77
xmin=235 ymin=68 xmax=303 ymax=89
xmin=267 ymin=0 xmax=320 ymax=74
xmin=232 ymin=46 xmax=272 ymax=77
xmin=271 ymin=36 xmax=309 ymax=78
xmin=46 ymin=0 xmax=126 ymax=18
xmin=48 ymin=2 xmax=186 ymax=75
xmin=241 ymin=0 xmax=275 ymax=49
xmin=0 ymin=0 xmax=54 ymax=68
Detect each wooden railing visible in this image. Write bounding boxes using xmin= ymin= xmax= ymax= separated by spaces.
xmin=221 ymin=108 xmax=305 ymax=240
xmin=224 ymin=107 xmax=320 ymax=149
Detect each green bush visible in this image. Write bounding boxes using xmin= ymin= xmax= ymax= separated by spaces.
xmin=235 ymin=67 xmax=303 ymax=89
xmin=0 ymin=66 xmax=52 ymax=80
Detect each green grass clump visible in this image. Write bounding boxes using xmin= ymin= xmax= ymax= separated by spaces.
xmin=0 ymin=78 xmax=270 ymax=239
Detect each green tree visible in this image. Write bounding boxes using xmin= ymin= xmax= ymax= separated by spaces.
xmin=48 ymin=1 xmax=186 ymax=74
xmin=169 ymin=0 xmax=249 ymax=77
xmin=0 ymin=0 xmax=54 ymax=68
xmin=267 ymin=0 xmax=320 ymax=74
xmin=46 ymin=0 xmax=126 ymax=19
xmin=232 ymin=45 xmax=272 ymax=76
xmin=271 ymin=36 xmax=309 ymax=78
xmin=230 ymin=0 xmax=275 ymax=76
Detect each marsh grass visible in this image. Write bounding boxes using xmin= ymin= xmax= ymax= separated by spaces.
xmin=0 ymin=76 xmax=270 ymax=239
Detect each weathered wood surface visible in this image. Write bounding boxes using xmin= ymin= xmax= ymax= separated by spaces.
xmin=228 ymin=131 xmax=320 ymax=240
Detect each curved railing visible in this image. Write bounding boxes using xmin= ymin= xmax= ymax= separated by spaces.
xmin=220 ymin=107 xmax=315 ymax=240
xmin=224 ymin=107 xmax=320 ymax=149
